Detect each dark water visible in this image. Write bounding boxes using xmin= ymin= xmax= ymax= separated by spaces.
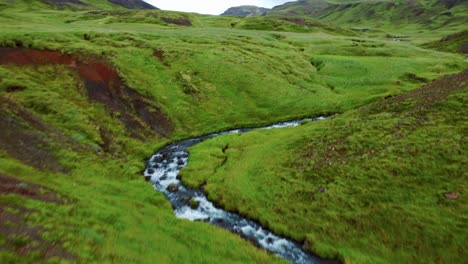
xmin=145 ymin=117 xmax=330 ymax=264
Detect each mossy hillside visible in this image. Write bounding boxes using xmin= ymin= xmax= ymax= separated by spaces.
xmin=0 ymin=4 xmax=467 ymax=264
xmin=0 ymin=9 xmax=465 ymax=138
xmin=268 ymin=0 xmax=468 ymax=44
xmin=0 ymin=0 xmax=153 ymax=11
xmin=319 ymin=0 xmax=467 ymax=29
xmin=269 ymin=0 xmax=468 ymax=28
xmin=0 ymin=154 xmax=283 ymax=263
xmin=422 ymin=29 xmax=468 ymax=54
xmin=0 ymin=65 xmax=283 ymax=263
xmin=181 ymin=70 xmax=468 ymax=263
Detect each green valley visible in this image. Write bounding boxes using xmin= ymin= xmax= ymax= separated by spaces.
xmin=0 ymin=0 xmax=466 ymax=263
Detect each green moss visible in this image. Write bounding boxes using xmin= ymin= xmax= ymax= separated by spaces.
xmin=0 ymin=2 xmax=466 ymax=263
xmin=182 ymin=72 xmax=468 ymax=263
xmin=189 ymin=198 xmax=200 ymax=209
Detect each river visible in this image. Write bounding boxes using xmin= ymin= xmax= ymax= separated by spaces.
xmin=144 ymin=116 xmax=330 ymax=264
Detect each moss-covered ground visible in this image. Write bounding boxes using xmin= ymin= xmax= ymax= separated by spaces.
xmin=182 ymin=70 xmax=468 ymax=263
xmin=0 ymin=2 xmax=467 ymax=263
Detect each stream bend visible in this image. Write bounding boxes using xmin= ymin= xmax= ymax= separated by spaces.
xmin=144 ymin=117 xmax=328 ymax=264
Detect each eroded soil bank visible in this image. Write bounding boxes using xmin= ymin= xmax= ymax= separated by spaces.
xmin=0 ymin=47 xmax=174 ymax=139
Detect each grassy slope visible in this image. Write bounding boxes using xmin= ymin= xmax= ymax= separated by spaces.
xmin=0 ymin=3 xmax=467 ymax=264
xmin=2 ymin=10 xmax=465 ymax=136
xmin=422 ymin=29 xmax=468 ymax=54
xmin=0 ymin=0 xmax=123 ymax=11
xmin=0 ymin=63 xmax=284 ymax=263
xmin=268 ymin=0 xmax=468 ymax=43
xmin=181 ymin=70 xmax=468 ymax=263
xmin=0 ymin=0 xmax=156 ymax=11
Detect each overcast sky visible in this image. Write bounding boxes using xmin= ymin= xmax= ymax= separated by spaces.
xmin=145 ymin=0 xmax=295 ymax=15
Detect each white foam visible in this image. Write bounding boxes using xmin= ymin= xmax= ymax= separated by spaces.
xmin=146 ymin=116 xmax=330 ymax=264
xmin=228 ymin=129 xmax=241 ymax=134
xmin=150 ymin=169 xmax=165 ymax=181
xmin=176 ymin=206 xmax=210 ymax=221
xmin=241 ymin=225 xmax=256 ymax=236
xmin=264 ymin=121 xmax=301 ymax=130
xmin=196 ymin=198 xmax=226 ymax=219
xmin=159 ymin=179 xmax=178 ymax=188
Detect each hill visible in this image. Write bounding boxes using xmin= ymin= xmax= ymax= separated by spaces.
xmin=0 ymin=0 xmax=466 ymax=263
xmin=107 ymin=0 xmax=157 ymax=10
xmin=182 ymin=69 xmax=468 ymax=263
xmin=269 ymin=0 xmax=468 ymax=31
xmin=0 ymin=0 xmax=157 ymax=10
xmin=221 ymin=5 xmax=270 ymax=17
xmin=422 ymin=29 xmax=468 ymax=54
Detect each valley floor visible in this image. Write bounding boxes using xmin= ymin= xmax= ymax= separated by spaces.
xmin=0 ymin=5 xmax=467 ymax=264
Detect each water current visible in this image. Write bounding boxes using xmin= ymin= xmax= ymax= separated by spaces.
xmin=144 ymin=116 xmax=329 ymax=264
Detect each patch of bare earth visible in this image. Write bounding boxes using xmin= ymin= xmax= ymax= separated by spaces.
xmin=161 ymin=17 xmax=192 ymax=26
xmin=0 ymin=98 xmax=67 ymax=173
xmin=281 ymin=17 xmax=316 ymax=28
xmin=375 ymin=69 xmax=467 ymax=112
xmin=153 ymin=50 xmax=165 ymax=63
xmin=0 ymin=47 xmax=174 ymax=139
xmin=0 ymin=174 xmax=73 ymax=260
xmin=0 ymin=174 xmax=62 ymax=203
xmin=40 ymin=0 xmax=88 ymax=7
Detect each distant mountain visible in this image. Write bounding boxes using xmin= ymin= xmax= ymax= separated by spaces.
xmin=3 ymin=0 xmax=158 ymax=10
xmin=268 ymin=0 xmax=468 ymax=28
xmin=107 ymin=0 xmax=157 ymax=10
xmin=269 ymin=0 xmax=332 ymax=17
xmin=221 ymin=5 xmax=270 ymax=17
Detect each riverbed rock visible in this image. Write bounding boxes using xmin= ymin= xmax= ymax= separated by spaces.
xmin=266 ymin=237 xmax=274 ymax=244
xmin=233 ymin=228 xmax=242 ymax=235
xmin=167 ymin=183 xmax=178 ymax=192
xmin=189 ymin=198 xmax=199 ymax=209
xmin=302 ymin=239 xmax=311 ymax=251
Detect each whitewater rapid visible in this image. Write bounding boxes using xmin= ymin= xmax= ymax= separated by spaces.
xmin=144 ymin=116 xmax=329 ymax=264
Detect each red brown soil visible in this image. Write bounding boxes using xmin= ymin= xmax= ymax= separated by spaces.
xmin=0 ymin=174 xmax=62 ymax=203
xmin=0 ymin=98 xmax=67 ymax=173
xmin=459 ymin=42 xmax=468 ymax=54
xmin=77 ymin=59 xmax=174 ymax=138
xmin=0 ymin=48 xmax=76 ymax=66
xmin=0 ymin=47 xmax=174 ymax=138
xmin=375 ymin=69 xmax=468 ymax=112
xmin=154 ymin=50 xmax=165 ymax=63
xmin=0 ymin=173 xmax=73 ymax=260
xmin=0 ymin=204 xmax=74 ymax=260
xmin=161 ymin=17 xmax=192 ymax=26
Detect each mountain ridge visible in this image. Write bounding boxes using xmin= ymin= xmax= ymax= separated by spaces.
xmin=221 ymin=5 xmax=270 ymax=17
xmin=1 ymin=0 xmax=158 ymax=10
xmin=268 ymin=0 xmax=468 ymax=27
